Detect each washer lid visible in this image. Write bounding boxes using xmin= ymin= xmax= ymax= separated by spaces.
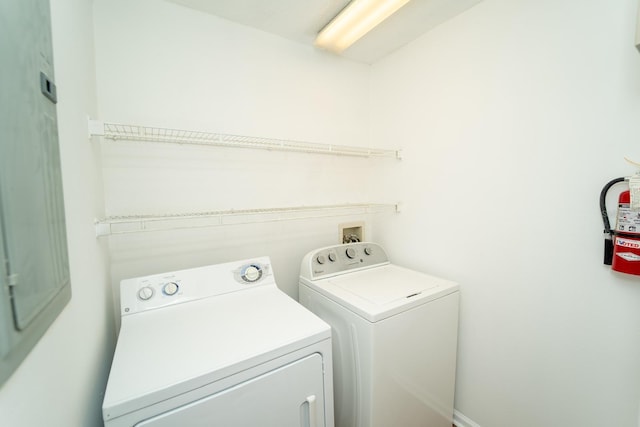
xmin=329 ymin=266 xmax=437 ymax=305
xmin=310 ymin=264 xmax=458 ymax=322
xmin=102 ymin=286 xmax=330 ymax=422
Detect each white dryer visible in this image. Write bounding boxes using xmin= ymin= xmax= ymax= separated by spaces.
xmin=299 ymin=243 xmax=459 ymax=427
xmin=103 ymin=257 xmax=334 ymax=427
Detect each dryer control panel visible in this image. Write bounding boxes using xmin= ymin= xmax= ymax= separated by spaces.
xmin=120 ymin=257 xmax=273 ymax=316
xmin=300 ymin=242 xmax=389 ymax=280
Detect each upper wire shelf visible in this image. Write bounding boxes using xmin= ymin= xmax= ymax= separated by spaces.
xmin=88 ymin=119 xmax=402 ymax=159
xmin=95 ymin=203 xmax=400 ymax=237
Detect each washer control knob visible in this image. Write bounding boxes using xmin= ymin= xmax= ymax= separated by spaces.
xmin=241 ymin=264 xmax=263 ymax=283
xmin=163 ymin=282 xmax=179 ymax=296
xmin=328 ymin=252 xmax=337 ymax=262
xmin=364 ymin=247 xmax=373 ymax=256
xmin=346 ymin=247 xmax=356 ymax=259
xmin=137 ymin=286 xmax=154 ymax=301
xmin=316 ymin=255 xmax=326 ymax=265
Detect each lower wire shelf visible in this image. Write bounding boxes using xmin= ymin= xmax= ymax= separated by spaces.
xmin=95 ymin=203 xmax=400 ymax=237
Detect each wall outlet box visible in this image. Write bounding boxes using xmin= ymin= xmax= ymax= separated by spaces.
xmin=339 ymin=221 xmax=365 ymax=243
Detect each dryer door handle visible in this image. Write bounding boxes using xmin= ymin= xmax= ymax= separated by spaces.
xmin=305 ymin=395 xmax=317 ymax=427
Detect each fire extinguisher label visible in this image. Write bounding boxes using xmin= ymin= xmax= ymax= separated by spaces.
xmin=616 ymin=203 xmax=640 ymax=234
xmin=629 ymin=174 xmax=640 ymax=210
xmin=615 ymin=237 xmax=640 ymax=249
xmin=615 ymin=252 xmax=640 ymax=262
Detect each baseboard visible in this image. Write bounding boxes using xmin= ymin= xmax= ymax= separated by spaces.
xmin=453 ymin=409 xmax=482 ymax=427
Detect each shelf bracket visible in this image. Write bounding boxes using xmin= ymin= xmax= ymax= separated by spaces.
xmin=95 ymin=221 xmax=111 ymax=238
xmin=88 ymin=117 xmax=105 ymax=139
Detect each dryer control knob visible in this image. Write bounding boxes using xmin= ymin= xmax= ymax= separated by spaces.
xmin=316 ymin=255 xmax=326 ymax=265
xmin=345 ymin=247 xmax=356 ymax=259
xmin=364 ymin=247 xmax=373 ymax=255
xmin=241 ymin=265 xmax=262 ymax=283
xmin=163 ymin=282 xmax=179 ymax=296
xmin=137 ymin=286 xmax=154 ymax=301
xmin=328 ymin=252 xmax=337 ymax=262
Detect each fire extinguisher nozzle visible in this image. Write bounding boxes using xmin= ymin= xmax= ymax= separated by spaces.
xmin=604 ymin=238 xmax=614 ymax=265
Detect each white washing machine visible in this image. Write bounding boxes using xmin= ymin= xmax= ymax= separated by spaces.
xmin=299 ymin=243 xmax=459 ymax=427
xmin=103 ymin=257 xmax=334 ymax=427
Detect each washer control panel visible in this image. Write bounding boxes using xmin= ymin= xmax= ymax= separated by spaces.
xmin=302 ymin=242 xmax=389 ymax=280
xmin=120 ymin=257 xmax=273 ymax=316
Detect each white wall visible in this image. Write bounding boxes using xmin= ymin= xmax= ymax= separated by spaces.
xmin=370 ymin=0 xmax=640 ymax=426
xmin=92 ymin=0 xmax=389 ymax=301
xmin=0 ymin=0 xmax=113 ymax=426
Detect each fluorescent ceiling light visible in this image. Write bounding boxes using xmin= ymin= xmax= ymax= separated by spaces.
xmin=315 ymin=0 xmax=411 ymax=54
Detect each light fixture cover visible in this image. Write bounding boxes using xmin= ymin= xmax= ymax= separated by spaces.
xmin=315 ymin=0 xmax=411 ymax=54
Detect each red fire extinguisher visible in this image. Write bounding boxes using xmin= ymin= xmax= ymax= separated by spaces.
xmin=600 ymin=177 xmax=640 ymax=275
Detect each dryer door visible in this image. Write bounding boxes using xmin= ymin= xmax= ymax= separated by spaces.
xmin=136 ymin=353 xmax=325 ymax=427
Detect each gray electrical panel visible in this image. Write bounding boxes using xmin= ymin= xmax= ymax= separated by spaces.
xmin=0 ymin=0 xmax=71 ymax=384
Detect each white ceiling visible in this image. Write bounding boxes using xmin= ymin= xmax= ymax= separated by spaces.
xmin=168 ymin=0 xmax=483 ymax=64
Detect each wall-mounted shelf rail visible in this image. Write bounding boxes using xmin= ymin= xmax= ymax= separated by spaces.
xmin=95 ymin=203 xmax=400 ymax=237
xmin=88 ymin=119 xmax=402 ymax=159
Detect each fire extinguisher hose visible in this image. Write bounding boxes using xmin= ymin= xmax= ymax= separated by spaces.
xmin=600 ymin=177 xmax=626 ymax=265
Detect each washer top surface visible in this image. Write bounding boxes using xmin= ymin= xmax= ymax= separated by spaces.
xmin=103 ymin=257 xmax=330 ymax=422
xmin=327 ymin=265 xmax=439 ymax=305
xmin=299 ymin=243 xmax=459 ymax=322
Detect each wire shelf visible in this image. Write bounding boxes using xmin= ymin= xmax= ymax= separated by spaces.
xmin=95 ymin=203 xmax=400 ymax=237
xmin=89 ymin=120 xmax=402 ymax=159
